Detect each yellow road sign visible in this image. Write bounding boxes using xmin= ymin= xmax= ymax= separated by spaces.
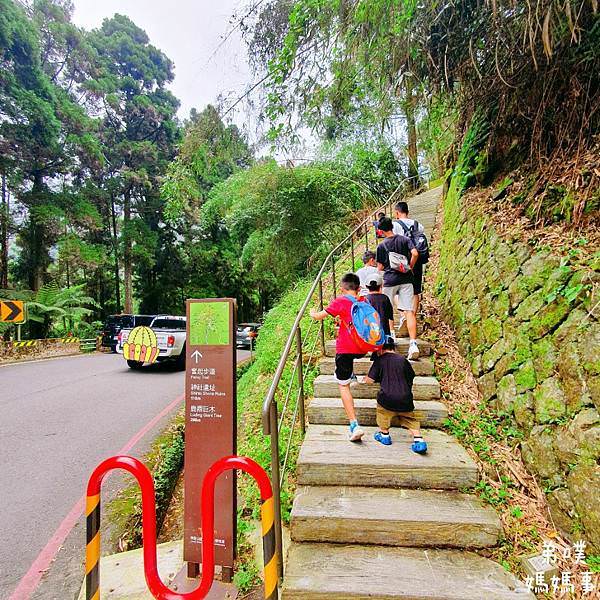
xmin=0 ymin=300 xmax=26 ymax=323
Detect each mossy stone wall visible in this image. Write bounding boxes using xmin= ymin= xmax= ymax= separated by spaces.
xmin=437 ymin=176 xmax=600 ymax=549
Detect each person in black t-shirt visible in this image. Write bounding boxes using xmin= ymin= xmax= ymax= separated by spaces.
xmin=375 ymin=217 xmax=420 ymax=360
xmin=364 ymin=272 xmax=394 ymax=338
xmin=364 ymin=338 xmax=427 ymax=453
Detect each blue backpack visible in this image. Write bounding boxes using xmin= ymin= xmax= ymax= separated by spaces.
xmin=343 ymin=295 xmax=386 ymax=352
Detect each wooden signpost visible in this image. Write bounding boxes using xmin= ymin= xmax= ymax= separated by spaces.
xmin=183 ymin=298 xmax=237 ymax=584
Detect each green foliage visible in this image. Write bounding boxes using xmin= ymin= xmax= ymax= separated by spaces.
xmin=475 ymin=478 xmax=513 ymax=507
xmin=444 ymin=404 xmax=523 ymax=467
xmin=162 ymin=105 xmax=253 ymax=223
xmin=153 ymin=427 xmax=185 ymax=530
xmin=202 ymin=160 xmax=360 ymax=303
xmin=106 ymin=412 xmax=185 ymax=551
xmin=586 ymin=555 xmax=600 ymax=573
xmin=418 ymin=95 xmax=458 ymax=177
xmin=1 ymin=283 xmax=98 ymax=338
xmin=248 ymin=0 xmax=599 ymax=221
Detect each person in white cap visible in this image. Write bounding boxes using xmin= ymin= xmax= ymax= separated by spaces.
xmin=355 ymin=250 xmax=378 ymax=297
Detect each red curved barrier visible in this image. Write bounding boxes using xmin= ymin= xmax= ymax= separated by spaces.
xmin=85 ymin=455 xmax=277 ymax=600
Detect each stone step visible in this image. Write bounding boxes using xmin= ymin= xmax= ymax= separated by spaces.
xmin=313 ymin=374 xmax=441 ymax=400
xmin=393 ymin=318 xmax=424 ymax=338
xmin=319 ymin=356 xmax=434 ymax=376
xmin=290 ymin=486 xmax=501 ymax=548
xmin=307 ymin=398 xmax=447 ymax=428
xmin=396 ymin=322 xmax=409 ymax=337
xmin=281 ymin=543 xmax=533 ymax=599
xmin=325 ymin=338 xmax=432 ymax=357
xmin=297 ymin=425 xmax=478 ymax=490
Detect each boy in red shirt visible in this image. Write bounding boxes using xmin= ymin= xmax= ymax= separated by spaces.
xmin=310 ymin=273 xmax=366 ymax=441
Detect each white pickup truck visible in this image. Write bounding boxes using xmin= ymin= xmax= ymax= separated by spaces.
xmin=117 ymin=315 xmax=186 ymax=369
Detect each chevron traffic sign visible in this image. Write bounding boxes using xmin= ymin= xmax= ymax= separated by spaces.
xmin=0 ymin=300 xmax=26 ymax=323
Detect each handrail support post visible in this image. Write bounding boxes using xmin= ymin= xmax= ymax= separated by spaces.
xmin=318 ymin=278 xmax=325 ymax=354
xmin=269 ymin=402 xmax=284 ymax=580
xmin=295 ymin=328 xmax=306 ymax=434
xmin=331 ymin=257 xmax=337 ymax=299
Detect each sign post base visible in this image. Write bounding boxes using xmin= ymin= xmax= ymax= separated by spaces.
xmin=186 ymin=562 xmax=233 ymax=582
xmin=170 ymin=564 xmax=238 ymax=599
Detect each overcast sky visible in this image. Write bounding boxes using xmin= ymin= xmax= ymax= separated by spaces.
xmin=72 ymin=0 xmax=253 ymax=123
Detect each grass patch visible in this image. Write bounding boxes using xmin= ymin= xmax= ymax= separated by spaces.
xmin=107 ymin=410 xmax=185 ymax=551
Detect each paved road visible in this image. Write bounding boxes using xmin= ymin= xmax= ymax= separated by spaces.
xmin=0 ymin=350 xmax=251 ymax=600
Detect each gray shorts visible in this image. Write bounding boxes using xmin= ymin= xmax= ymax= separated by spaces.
xmin=383 ymin=284 xmax=415 ymax=312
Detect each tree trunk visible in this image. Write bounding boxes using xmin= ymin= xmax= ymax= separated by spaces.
xmin=29 ymin=172 xmax=46 ymax=292
xmin=123 ymin=189 xmax=133 ymax=313
xmin=1 ymin=174 xmax=8 ymax=288
xmin=64 ymin=224 xmax=71 ymax=288
xmin=111 ymin=194 xmax=121 ymax=313
xmin=404 ymin=77 xmax=420 ymax=189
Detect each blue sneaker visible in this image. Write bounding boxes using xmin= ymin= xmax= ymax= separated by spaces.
xmin=411 ymin=439 xmax=428 ymax=454
xmin=374 ymin=431 xmax=392 ymax=445
xmin=349 ymin=373 xmax=359 ymax=387
xmin=348 ymin=420 xmax=364 ymax=442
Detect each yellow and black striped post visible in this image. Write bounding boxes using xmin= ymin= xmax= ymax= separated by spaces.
xmin=261 ymin=495 xmax=278 ymax=600
xmin=85 ymin=493 xmax=101 ymax=600
xmin=12 ymin=340 xmax=37 ymax=348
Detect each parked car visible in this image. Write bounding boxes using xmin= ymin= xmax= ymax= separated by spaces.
xmin=117 ymin=315 xmax=186 ymax=369
xmin=101 ymin=314 xmax=155 ymax=352
xmin=236 ymin=323 xmax=261 ymax=349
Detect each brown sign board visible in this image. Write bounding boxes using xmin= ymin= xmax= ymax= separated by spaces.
xmin=184 ymin=298 xmax=237 ymax=578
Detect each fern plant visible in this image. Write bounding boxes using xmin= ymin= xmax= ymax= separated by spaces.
xmin=1 ymin=283 xmax=98 ymax=338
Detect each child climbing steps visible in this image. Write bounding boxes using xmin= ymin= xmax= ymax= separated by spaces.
xmin=364 ymin=337 xmax=428 ymax=454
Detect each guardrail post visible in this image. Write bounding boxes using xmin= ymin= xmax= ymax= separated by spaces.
xmin=318 ymin=278 xmax=325 ymax=354
xmin=295 ymin=328 xmax=306 ymax=435
xmin=269 ymin=402 xmax=284 ymax=580
xmin=331 ymin=257 xmax=337 ymax=299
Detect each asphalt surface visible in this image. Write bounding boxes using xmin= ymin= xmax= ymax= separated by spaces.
xmin=0 ymin=349 xmax=251 ymax=600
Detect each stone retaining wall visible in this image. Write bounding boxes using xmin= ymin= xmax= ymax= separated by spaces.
xmin=436 ymin=177 xmax=600 ymax=550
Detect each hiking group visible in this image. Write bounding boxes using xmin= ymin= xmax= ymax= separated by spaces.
xmin=311 ymin=201 xmax=429 ymax=453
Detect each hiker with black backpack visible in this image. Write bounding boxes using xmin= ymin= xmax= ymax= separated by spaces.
xmin=393 ymin=201 xmax=430 ymax=315
xmin=375 ymin=217 xmax=420 ymax=360
xmin=310 ymin=273 xmax=386 ymax=442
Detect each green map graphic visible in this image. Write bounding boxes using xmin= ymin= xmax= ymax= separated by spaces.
xmin=189 ymin=301 xmax=230 ymax=346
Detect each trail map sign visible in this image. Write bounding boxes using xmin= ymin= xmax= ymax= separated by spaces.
xmin=184 ymin=298 xmax=237 ymax=581
xmin=0 ymin=300 xmax=25 ymax=324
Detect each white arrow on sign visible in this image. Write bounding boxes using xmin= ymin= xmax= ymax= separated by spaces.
xmin=191 ymin=350 xmax=203 ymax=364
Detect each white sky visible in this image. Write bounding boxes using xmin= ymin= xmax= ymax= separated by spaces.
xmin=72 ymin=0 xmax=253 ymax=123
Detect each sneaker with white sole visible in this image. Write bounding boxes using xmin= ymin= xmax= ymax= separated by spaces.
xmin=374 ymin=431 xmax=392 ymax=446
xmin=411 ymin=438 xmax=428 ymax=454
xmin=348 ymin=420 xmax=365 ymax=442
xmin=407 ymin=340 xmax=420 ymax=360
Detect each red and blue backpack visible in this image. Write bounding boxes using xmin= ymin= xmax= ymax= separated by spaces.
xmin=343 ymin=295 xmax=386 ymax=353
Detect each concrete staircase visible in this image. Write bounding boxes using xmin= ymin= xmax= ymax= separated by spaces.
xmin=281 ymin=187 xmax=533 ymax=599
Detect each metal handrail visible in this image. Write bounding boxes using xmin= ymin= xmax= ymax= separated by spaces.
xmin=261 ymin=174 xmax=422 ymax=431
xmin=260 ymin=173 xmax=425 ymax=580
